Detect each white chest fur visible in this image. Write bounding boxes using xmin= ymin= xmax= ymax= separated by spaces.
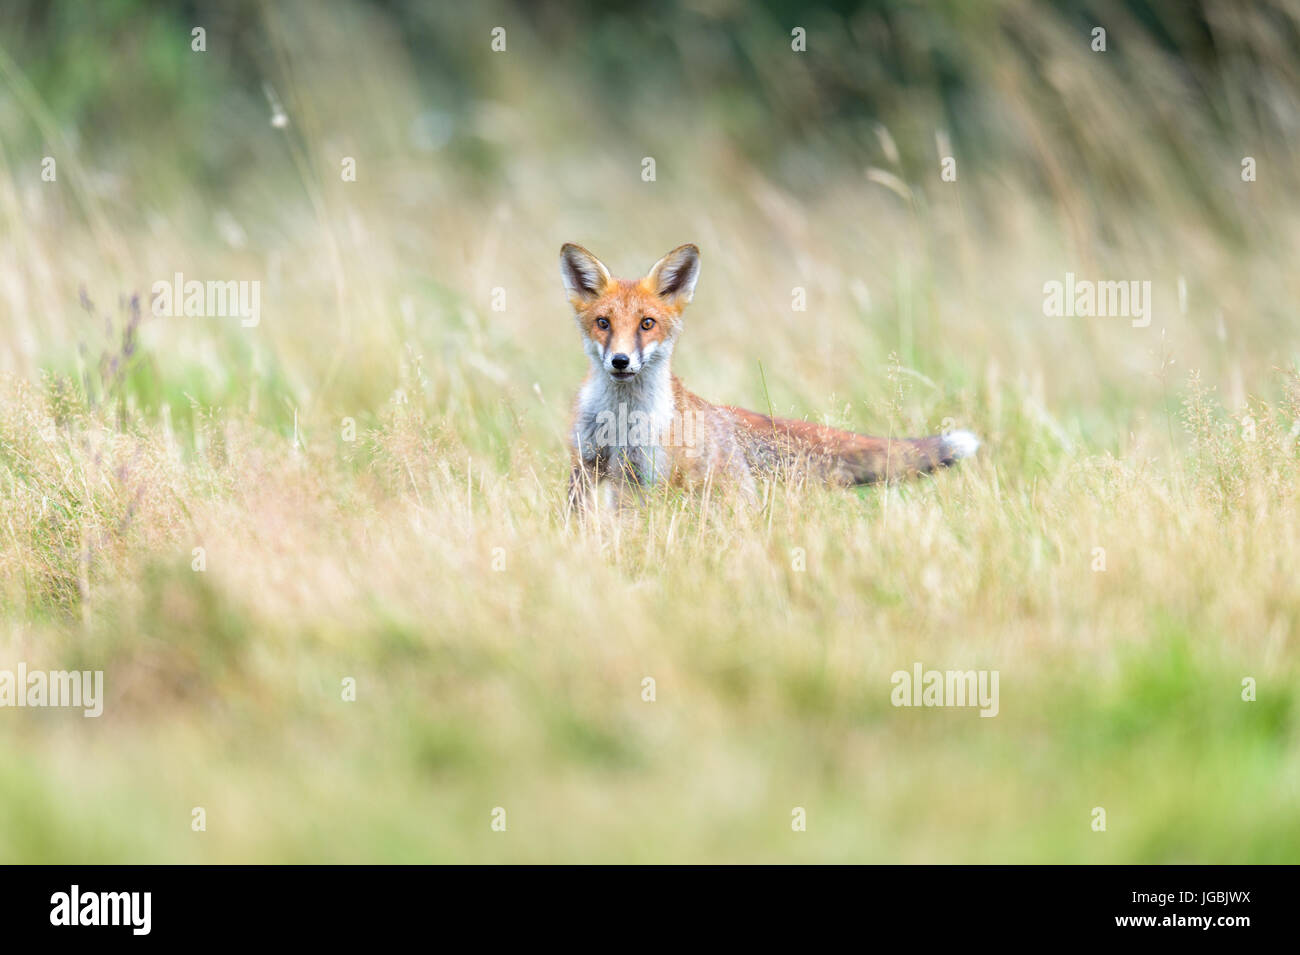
xmin=573 ymin=363 xmax=676 ymax=485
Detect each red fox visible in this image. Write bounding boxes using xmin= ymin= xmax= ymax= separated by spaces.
xmin=561 ymin=242 xmax=979 ymax=509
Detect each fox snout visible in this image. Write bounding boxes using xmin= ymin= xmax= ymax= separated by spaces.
xmin=605 ymin=349 xmax=641 ymax=380
xmin=593 ymin=328 xmax=660 ymax=381
xmin=587 ymin=334 xmax=647 ymax=381
xmin=609 ymin=351 xmax=636 ymax=377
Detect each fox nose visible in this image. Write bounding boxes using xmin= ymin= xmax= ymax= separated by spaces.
xmin=610 ymin=353 xmax=630 ymax=370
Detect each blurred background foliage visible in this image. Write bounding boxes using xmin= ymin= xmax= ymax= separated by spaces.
xmin=5 ymin=0 xmax=1299 ymax=222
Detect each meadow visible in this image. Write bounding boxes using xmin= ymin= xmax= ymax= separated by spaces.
xmin=0 ymin=0 xmax=1298 ymax=862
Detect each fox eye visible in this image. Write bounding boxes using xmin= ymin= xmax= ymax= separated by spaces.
xmin=595 ymin=317 xmax=610 ymax=330
xmin=640 ymin=317 xmax=655 ymax=330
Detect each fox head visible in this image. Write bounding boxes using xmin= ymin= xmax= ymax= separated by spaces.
xmin=560 ymin=243 xmax=700 ymax=383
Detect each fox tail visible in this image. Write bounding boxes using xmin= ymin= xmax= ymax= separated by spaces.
xmin=729 ymin=408 xmax=980 ymax=485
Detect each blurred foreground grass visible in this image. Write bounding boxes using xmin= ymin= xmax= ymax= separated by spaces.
xmin=1 ymin=0 xmax=1298 ymax=861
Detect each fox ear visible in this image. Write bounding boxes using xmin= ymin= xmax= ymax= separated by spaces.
xmin=560 ymin=243 xmax=612 ymax=306
xmin=645 ymin=244 xmax=700 ymax=306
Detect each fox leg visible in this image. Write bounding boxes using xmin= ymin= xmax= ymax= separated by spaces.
xmin=568 ymin=458 xmax=638 ymax=520
xmin=692 ymin=448 xmax=759 ymax=509
xmin=729 ymin=456 xmax=760 ymax=508
xmin=567 ymin=461 xmax=600 ymax=521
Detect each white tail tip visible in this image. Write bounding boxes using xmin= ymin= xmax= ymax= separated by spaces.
xmin=942 ymin=429 xmax=981 ymax=461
